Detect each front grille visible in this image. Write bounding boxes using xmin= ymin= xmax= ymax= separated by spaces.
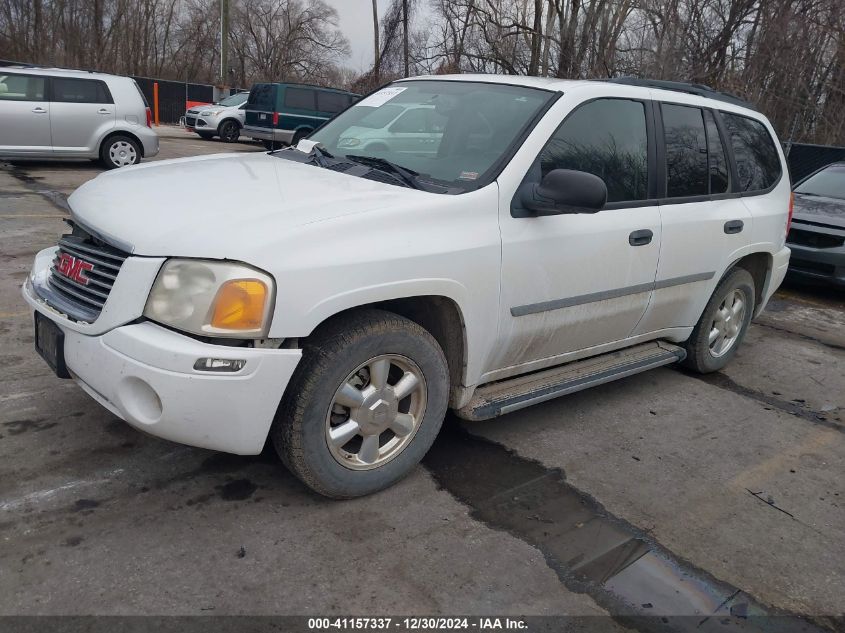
xmin=46 ymin=228 xmax=128 ymax=321
xmin=787 ymin=228 xmax=845 ymax=249
xmin=185 ymin=116 xmax=197 ymax=127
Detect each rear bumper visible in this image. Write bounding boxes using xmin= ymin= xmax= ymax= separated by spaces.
xmin=134 ymin=125 xmax=160 ymax=158
xmin=758 ymin=247 xmax=791 ymax=315
xmin=243 ymin=125 xmax=293 ymax=144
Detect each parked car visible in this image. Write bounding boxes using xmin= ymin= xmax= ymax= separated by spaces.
xmin=786 ymin=162 xmax=845 ymax=286
xmin=0 ymin=67 xmax=159 ymax=168
xmin=185 ymin=91 xmax=249 ymax=143
xmin=24 ymin=76 xmax=791 ymax=498
xmin=337 ymin=104 xmax=446 ymax=155
xmin=244 ymin=82 xmax=358 ymax=149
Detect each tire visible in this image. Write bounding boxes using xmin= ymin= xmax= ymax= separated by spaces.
xmin=290 ymin=130 xmax=310 ymax=147
xmin=683 ymin=267 xmax=755 ymax=373
xmin=100 ymin=135 xmax=141 ymax=169
xmin=218 ymin=120 xmax=240 ymax=143
xmin=271 ymin=309 xmax=449 ymax=498
xmin=197 ymin=132 xmax=215 ymax=140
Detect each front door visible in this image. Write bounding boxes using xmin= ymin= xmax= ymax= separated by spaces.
xmin=493 ymin=97 xmax=661 ymax=374
xmin=0 ymin=73 xmax=51 ymax=154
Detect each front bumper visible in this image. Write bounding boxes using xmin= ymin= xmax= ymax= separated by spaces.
xmin=243 ymin=125 xmax=293 ymax=144
xmin=23 ymin=256 xmax=302 ymax=455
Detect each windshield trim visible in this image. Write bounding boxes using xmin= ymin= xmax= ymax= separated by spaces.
xmin=311 ymin=79 xmax=562 ymax=195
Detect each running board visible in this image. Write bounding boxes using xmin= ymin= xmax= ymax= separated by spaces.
xmin=456 ymin=341 xmax=686 ymax=421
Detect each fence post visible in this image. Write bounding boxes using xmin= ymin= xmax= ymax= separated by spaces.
xmin=153 ymin=82 xmax=160 ymax=126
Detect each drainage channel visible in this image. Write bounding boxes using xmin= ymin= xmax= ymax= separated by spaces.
xmin=423 ymin=420 xmax=829 ymax=633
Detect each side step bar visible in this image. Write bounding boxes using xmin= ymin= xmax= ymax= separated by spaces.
xmin=456 ymin=341 xmax=686 ymax=421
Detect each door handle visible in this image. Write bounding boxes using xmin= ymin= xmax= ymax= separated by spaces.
xmin=629 ymin=229 xmax=653 ymax=246
xmin=32 ymin=107 xmax=47 ymax=114
xmin=724 ymin=220 xmax=744 ymax=234
xmin=98 ymin=108 xmax=111 ymax=114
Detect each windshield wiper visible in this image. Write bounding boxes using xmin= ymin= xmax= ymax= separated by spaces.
xmin=344 ymin=154 xmax=425 ymax=190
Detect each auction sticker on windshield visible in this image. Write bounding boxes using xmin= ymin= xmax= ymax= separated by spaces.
xmin=355 ymin=86 xmax=407 ymax=108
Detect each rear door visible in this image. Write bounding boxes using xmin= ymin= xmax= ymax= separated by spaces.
xmin=48 ymin=77 xmax=116 ymax=154
xmin=0 ymin=73 xmax=51 ymax=154
xmin=245 ymin=84 xmax=276 ymax=129
xmin=633 ymin=101 xmax=751 ymax=334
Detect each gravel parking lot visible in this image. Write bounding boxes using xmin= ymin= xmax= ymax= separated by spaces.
xmin=0 ymin=128 xmax=843 ymax=629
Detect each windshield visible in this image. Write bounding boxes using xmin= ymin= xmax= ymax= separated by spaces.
xmin=795 ymin=164 xmax=845 ymax=200
xmin=217 ymin=92 xmax=247 ymax=107
xmin=308 ymin=80 xmax=554 ymax=192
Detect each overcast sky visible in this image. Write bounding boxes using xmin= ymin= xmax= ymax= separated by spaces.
xmin=329 ymin=1 xmax=433 ymax=71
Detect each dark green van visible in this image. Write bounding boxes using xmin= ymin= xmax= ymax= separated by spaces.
xmin=244 ymin=83 xmax=358 ymax=149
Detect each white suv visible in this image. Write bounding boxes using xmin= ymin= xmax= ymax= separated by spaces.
xmin=23 ymin=76 xmax=791 ymax=498
xmin=0 ymin=66 xmax=159 ymax=168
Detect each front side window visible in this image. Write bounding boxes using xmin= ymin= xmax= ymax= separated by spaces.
xmin=722 ymin=112 xmax=782 ymax=192
xmin=0 ymin=74 xmax=46 ymax=101
xmin=247 ymin=84 xmax=275 ymax=110
xmin=538 ymin=98 xmax=648 ymax=203
xmin=51 ymin=78 xmax=112 ymax=104
xmin=285 ymin=87 xmax=316 ymax=110
xmin=307 ymin=80 xmax=554 ymax=192
xmin=662 ymin=104 xmax=708 ymax=198
xmin=794 ymin=163 xmax=845 ymax=200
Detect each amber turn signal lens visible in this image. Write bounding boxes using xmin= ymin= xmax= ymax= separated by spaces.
xmin=210 ymin=279 xmax=267 ymax=330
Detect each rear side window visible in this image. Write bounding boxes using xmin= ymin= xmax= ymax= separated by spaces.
xmin=662 ymin=104 xmax=708 ymax=197
xmin=722 ymin=113 xmax=782 ymax=192
xmin=317 ymin=91 xmax=350 ymax=114
xmin=0 ymin=74 xmax=46 ymax=101
xmin=539 ymin=98 xmax=649 ymax=203
xmin=51 ymin=78 xmax=112 ymax=104
xmin=285 ymin=87 xmax=316 ymax=110
xmin=248 ymin=84 xmax=275 ymax=110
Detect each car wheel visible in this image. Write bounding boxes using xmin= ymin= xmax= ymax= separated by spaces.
xmin=100 ymin=135 xmax=141 ymax=169
xmin=683 ymin=267 xmax=755 ymax=373
xmin=290 ymin=130 xmax=310 ymax=147
xmin=218 ymin=121 xmax=240 ymax=143
xmin=271 ymin=309 xmax=449 ymax=498
xmin=197 ymin=132 xmax=215 ymax=140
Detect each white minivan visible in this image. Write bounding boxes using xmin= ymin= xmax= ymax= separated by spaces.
xmin=23 ymin=76 xmax=791 ymax=498
xmin=0 ymin=66 xmax=159 ymax=168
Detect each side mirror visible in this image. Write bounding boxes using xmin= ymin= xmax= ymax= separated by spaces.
xmin=515 ymin=169 xmax=607 ymax=217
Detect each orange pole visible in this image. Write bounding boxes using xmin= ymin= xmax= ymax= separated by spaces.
xmin=153 ymin=82 xmax=160 ymax=126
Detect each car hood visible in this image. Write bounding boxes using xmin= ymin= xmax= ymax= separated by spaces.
xmin=68 ymin=152 xmax=422 ymax=259
xmin=792 ymin=192 xmax=845 ymax=229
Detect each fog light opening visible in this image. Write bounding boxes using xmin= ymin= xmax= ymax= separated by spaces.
xmin=194 ymin=357 xmax=246 ymax=373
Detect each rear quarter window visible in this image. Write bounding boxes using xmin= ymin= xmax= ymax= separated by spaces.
xmin=722 ymin=112 xmax=782 ymax=192
xmin=51 ymin=77 xmax=113 ymax=104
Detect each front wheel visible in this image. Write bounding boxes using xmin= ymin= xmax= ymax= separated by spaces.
xmin=271 ymin=309 xmax=449 ymax=498
xmin=683 ymin=267 xmax=755 ymax=373
xmin=100 ymin=135 xmax=141 ymax=169
xmin=218 ymin=120 xmax=240 ymax=143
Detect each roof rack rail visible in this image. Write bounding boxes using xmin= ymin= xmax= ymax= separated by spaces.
xmin=599 ymin=77 xmax=755 ymax=110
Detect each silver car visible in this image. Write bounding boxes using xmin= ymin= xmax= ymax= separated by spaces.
xmin=185 ymin=92 xmax=248 ymax=143
xmin=0 ymin=66 xmax=159 ymax=169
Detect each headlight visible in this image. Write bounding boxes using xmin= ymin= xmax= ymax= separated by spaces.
xmin=144 ymin=260 xmax=275 ymax=338
xmin=338 ymin=138 xmax=360 ymax=148
xmin=200 ymin=110 xmax=214 ymax=117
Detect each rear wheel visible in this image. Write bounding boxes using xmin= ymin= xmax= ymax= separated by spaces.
xmin=100 ymin=135 xmax=141 ymax=169
xmin=218 ymin=120 xmax=240 ymax=143
xmin=290 ymin=129 xmax=310 ymax=147
xmin=271 ymin=309 xmax=449 ymax=498
xmin=683 ymin=268 xmax=755 ymax=373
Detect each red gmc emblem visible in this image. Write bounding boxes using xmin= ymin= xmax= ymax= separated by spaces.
xmin=57 ymin=253 xmax=94 ymax=285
